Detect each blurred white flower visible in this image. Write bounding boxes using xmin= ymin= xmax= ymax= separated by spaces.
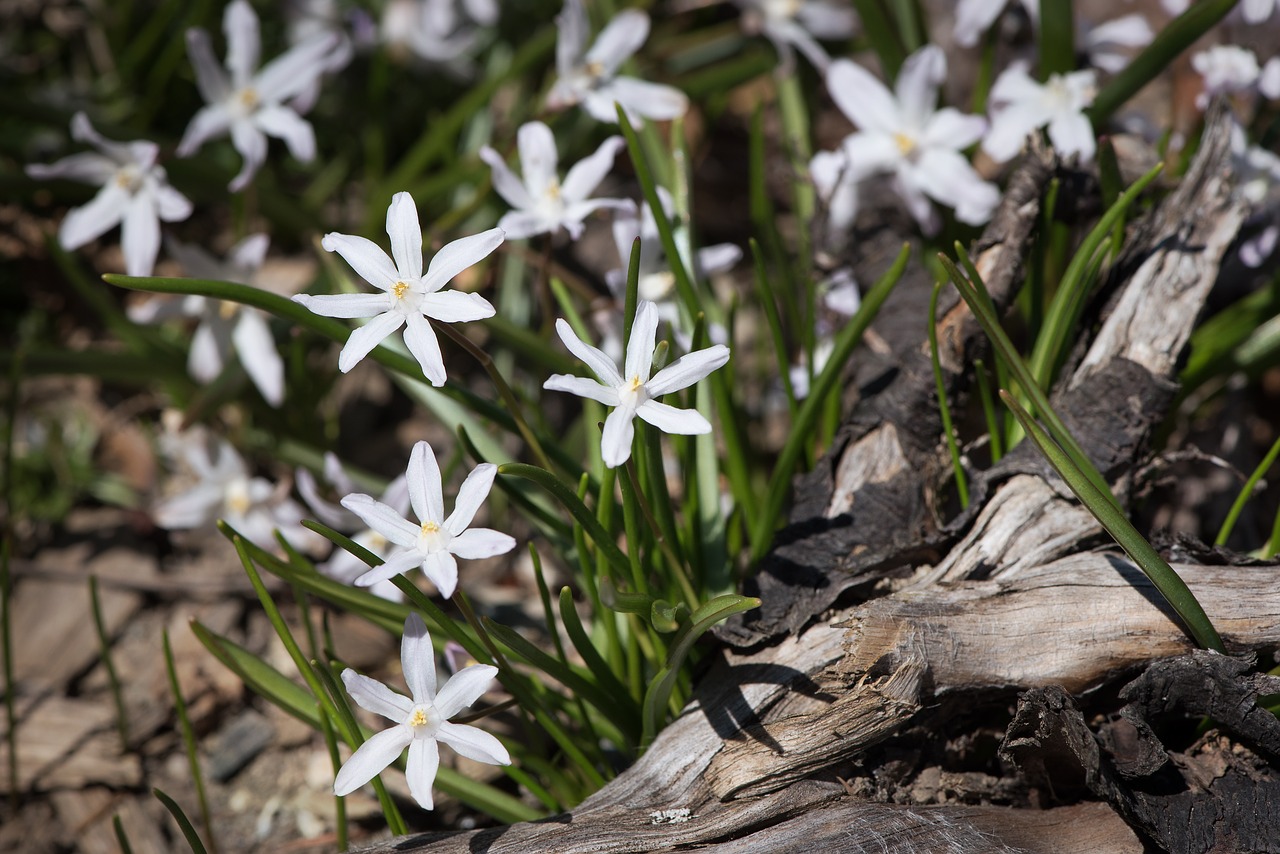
xmin=953 ymin=0 xmax=1036 ymax=48
xmin=736 ymin=0 xmax=856 ymax=71
xmin=128 ymin=234 xmax=286 ymax=406
xmin=179 ymin=0 xmax=340 ymax=191
xmin=810 ymin=149 xmax=859 ymax=252
xmin=1230 ymin=121 xmax=1280 ymax=268
xmin=1083 ymin=14 xmax=1153 ymax=74
xmin=153 ymin=432 xmax=317 ymax=552
xmin=985 ymin=67 xmax=1097 ymax=163
xmin=382 ymin=0 xmax=494 ymax=71
xmin=479 ymin=121 xmax=629 ymax=240
xmin=297 ymin=452 xmax=409 ymax=601
xmin=334 ymin=614 xmax=509 ymax=810
xmin=1191 ymin=45 xmax=1280 ymax=109
xmin=546 ymin=0 xmax=688 ymax=125
xmin=1243 ymin=0 xmax=1279 ymax=22
xmin=826 ymin=45 xmax=1000 ymax=234
xmin=544 ymin=300 xmax=730 ymax=468
xmin=339 ymin=441 xmax=515 ymax=597
xmin=26 ymin=112 xmax=192 ymax=277
xmin=285 ymin=0 xmax=357 ymax=113
xmin=294 ymin=192 xmax=503 ymax=384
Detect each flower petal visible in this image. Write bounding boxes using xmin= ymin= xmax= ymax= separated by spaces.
xmin=624 ymin=300 xmax=660 ymax=382
xmin=826 ymin=59 xmax=899 ymax=135
xmin=1047 ymin=110 xmax=1096 ymax=162
xmin=433 ymin=663 xmax=498 ymax=719
xmin=894 ymin=45 xmax=945 ymax=131
xmin=59 ymin=183 xmax=129 ymax=250
xmin=232 ymin=309 xmax=284 ymax=405
xmin=253 ymin=105 xmax=315 ymax=162
xmin=386 ymin=192 xmax=424 ymax=281
xmin=556 ymin=0 xmax=588 ymax=75
xmin=320 ymin=233 xmax=399 ymax=290
xmin=401 ymin=613 xmax=437 ymax=703
xmin=496 ymin=209 xmax=555 ymax=240
xmin=223 ymin=0 xmax=261 ymax=89
xmin=922 ymin=107 xmax=988 ymax=151
xmin=449 ymin=528 xmax=516 ymax=560
xmin=338 ymin=311 xmax=405 ymax=373
xmin=408 ymin=440 xmax=445 ymax=526
xmin=600 ymin=399 xmax=637 ymax=468
xmin=177 ymin=104 xmax=232 ymax=158
xmin=420 ymin=290 xmax=495 ymax=323
xmin=600 ymin=77 xmax=688 ymax=121
xmin=154 ymin=183 xmax=194 ymax=223
xmin=405 ymin=736 xmax=440 ymax=810
xmin=555 ymin=318 xmax=623 ymax=387
xmin=188 ymin=319 xmax=226 ymax=383
xmin=341 ymin=493 xmax=420 ymax=547
xmin=436 ymin=721 xmax=510 ymax=765
xmin=185 ymin=27 xmax=231 ymax=105
xmin=121 ymin=193 xmax=161 ymax=276
xmin=403 ymin=312 xmax=447 ymax=386
xmin=293 ymin=292 xmax=388 ymax=319
xmin=516 ymin=121 xmax=559 ymax=199
xmin=152 ymin=482 xmax=223 ymax=530
xmin=585 ymin=9 xmax=648 ymax=77
xmin=443 ymin=464 xmax=497 ymax=536
xmin=341 ymin=669 xmax=414 ymax=721
xmin=645 ymin=344 xmax=730 ymax=396
xmin=25 ymin=152 xmax=116 ymax=185
xmin=543 ymin=373 xmax=620 ymax=405
xmin=423 ymin=228 xmax=504 ymax=293
xmin=637 ymin=399 xmax=711 ymax=434
xmin=478 ymin=146 xmax=535 ymax=210
xmin=254 ymin=32 xmax=341 ymax=103
xmin=560 ymin=136 xmax=624 ymax=202
xmin=333 ymin=725 xmax=412 ymax=796
xmin=354 ymin=549 xmax=424 ymax=587
xmin=228 ymin=119 xmax=267 ymax=192
xmin=422 ymin=550 xmax=459 ymax=598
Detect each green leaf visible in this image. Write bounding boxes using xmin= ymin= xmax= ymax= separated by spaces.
xmin=153 ymin=788 xmax=209 ymax=854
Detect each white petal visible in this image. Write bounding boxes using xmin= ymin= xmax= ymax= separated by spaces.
xmin=443 ymin=464 xmax=497 ymax=536
xmin=450 ymin=528 xmax=516 ymax=560
xmin=177 ymin=104 xmax=232 ymax=157
xmin=401 ymin=613 xmax=437 ymax=703
xmin=154 ymin=183 xmax=194 ymax=222
xmin=232 ymin=310 xmax=284 ymax=405
xmin=433 ymin=664 xmax=498 ymax=719
xmin=341 ymin=669 xmax=414 ymax=721
xmin=228 ymin=119 xmax=268 ymax=192
xmin=224 ymin=0 xmax=261 ymax=89
xmin=556 ymin=0 xmax=588 ymax=75
xmin=1086 ymin=14 xmax=1153 ymax=51
xmin=121 ymin=194 xmax=161 ymax=277
xmin=59 ymin=183 xmax=129 ymax=250
xmin=840 ymin=131 xmax=903 ymax=178
xmin=354 ymin=549 xmax=424 ymax=587
xmin=26 ymin=152 xmax=116 ymax=185
xmin=913 ymin=148 xmax=1000 ymax=224
xmin=555 ymin=318 xmax=623 ymax=387
xmin=296 ymin=468 xmax=352 ymax=530
xmin=342 ymin=214 xmax=411 ymax=277
xmin=496 ymin=210 xmax=555 ymax=240
xmin=341 ymin=493 xmax=420 ymax=547
xmin=478 ymin=146 xmax=535 ymax=210
xmin=1047 ymin=110 xmax=1096 ymax=161
xmin=420 ymin=290 xmax=495 ymax=322
xmin=922 ymin=108 xmax=988 ymax=150
xmin=333 ymin=725 xmax=412 ymax=796
xmin=423 ymin=228 xmax=504 ymax=293
xmin=188 ymin=320 xmax=227 ymax=383
xmin=253 ymin=105 xmax=315 ymax=162
xmin=515 ymin=121 xmax=559 ymax=199
xmin=543 ymin=373 xmax=620 ymax=405
xmin=230 ymin=233 xmax=269 ymax=270
xmin=403 ymin=312 xmax=447 ymax=386
xmin=600 ymin=400 xmax=637 ymax=468
xmin=185 ymin=28 xmax=231 ymax=105
xmin=422 ymin=550 xmax=459 ymax=598
xmin=436 ymin=721 xmax=510 ymax=765
xmin=602 ymin=77 xmax=688 ymax=121
xmin=338 ymin=311 xmax=405 ymax=372
xmin=636 ymin=399 xmax=711 ymax=434
xmin=254 ymin=32 xmax=341 ymax=103
xmin=645 ymin=344 xmax=730 ymax=396
xmin=983 ymin=108 xmax=1044 ymax=163
xmin=386 ymin=192 xmax=424 ymax=281
xmin=952 ymin=0 xmax=1004 ymax=48
xmin=894 ymin=45 xmax=945 ymax=131
xmin=405 ymin=737 xmax=440 ymax=810
xmin=560 ymin=136 xmax=624 ymax=202
xmin=826 ymin=59 xmax=900 ymax=135
xmin=585 ymin=9 xmax=649 ymax=77
xmin=152 ymin=483 xmax=223 ymax=530
xmin=292 ymin=292 xmax=388 ymax=318
xmin=408 ymin=440 xmax=445 ymax=526
xmin=1244 ymin=0 xmax=1277 ymax=22
xmin=624 ymin=300 xmax=660 ymax=382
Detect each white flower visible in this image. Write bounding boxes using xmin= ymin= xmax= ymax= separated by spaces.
xmin=953 ymin=0 xmax=1036 ymax=48
xmin=1230 ymin=121 xmax=1280 ymax=268
xmin=293 ymin=192 xmax=503 ymax=384
xmin=1191 ymin=45 xmax=1280 ymax=109
xmin=338 ymin=441 xmax=515 ymax=597
xmin=984 ymin=66 xmax=1098 ymax=163
xmin=810 ymin=148 xmax=860 ymax=252
xmin=127 ymin=234 xmax=286 ymax=406
xmin=1083 ymin=15 xmax=1153 ymax=74
xmin=334 ymin=613 xmax=510 ymax=810
xmin=153 ymin=433 xmax=317 ymax=552
xmin=544 ymin=300 xmax=730 ymax=468
xmin=479 ymin=121 xmax=629 ymax=240
xmin=826 ymin=45 xmax=1000 ymax=234
xmin=297 ymin=452 xmax=410 ymax=601
xmin=546 ymin=0 xmax=688 ymax=125
xmin=26 ymin=113 xmax=192 ymax=277
xmin=736 ymin=0 xmax=856 ymax=71
xmin=179 ymin=0 xmax=340 ymax=192
xmin=1243 ymin=0 xmax=1279 ymax=22
xmin=382 ymin=0 xmax=492 ymax=71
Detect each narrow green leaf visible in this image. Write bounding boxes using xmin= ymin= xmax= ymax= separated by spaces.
xmin=153 ymin=788 xmax=209 ymax=854
xmin=928 ymin=280 xmax=968 ymax=508
xmin=1216 ymin=433 xmax=1280 ymax=547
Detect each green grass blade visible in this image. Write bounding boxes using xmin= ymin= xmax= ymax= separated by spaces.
xmin=1216 ymin=433 xmax=1280 ymax=547
xmin=929 ymin=280 xmax=969 ymax=508
xmin=153 ymin=788 xmax=209 ymax=854
xmin=162 ymin=631 xmax=216 ymax=854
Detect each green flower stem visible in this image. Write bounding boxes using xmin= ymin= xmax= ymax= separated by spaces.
xmin=626 ymin=452 xmax=697 ymax=608
xmin=639 ymin=424 xmax=691 ymax=591
xmin=928 ymin=280 xmax=969 ymax=508
xmin=1216 ymin=432 xmax=1280 ymax=547
xmin=89 ymin=576 xmax=129 ymax=749
xmin=1039 ymin=0 xmax=1075 ymax=79
xmin=753 ymin=244 xmax=910 ymax=562
xmin=162 ymin=630 xmax=217 ymax=854
xmin=749 ymin=239 xmax=798 ymax=416
xmin=616 ymin=460 xmax=651 ymax=597
xmin=1001 ymin=391 xmax=1225 ymax=653
xmin=1087 ymin=0 xmax=1238 ymax=126
xmin=974 ymin=359 xmax=1004 ymax=462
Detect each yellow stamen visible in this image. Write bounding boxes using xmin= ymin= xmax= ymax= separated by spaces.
xmin=628 ymin=376 xmax=643 ymax=392
xmin=239 ymin=88 xmax=259 ymax=109
xmin=585 ymin=60 xmax=605 ymax=78
xmin=421 ymin=520 xmax=440 ymax=535
xmin=218 ymin=300 xmax=238 ymax=320
xmin=393 ymin=281 xmax=409 ymax=299
xmin=894 ymin=132 xmax=916 ymax=156
xmin=408 ymin=707 xmax=429 ymax=727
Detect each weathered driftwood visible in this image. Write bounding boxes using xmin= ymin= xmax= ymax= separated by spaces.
xmin=355 ymin=108 xmax=1271 ymax=852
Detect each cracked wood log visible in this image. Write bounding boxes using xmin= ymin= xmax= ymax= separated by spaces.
xmin=355 ymin=108 xmax=1265 ymax=853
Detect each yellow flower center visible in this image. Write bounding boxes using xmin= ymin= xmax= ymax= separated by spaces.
xmin=628 ymin=375 xmax=643 ymax=392
xmin=585 ymin=60 xmax=605 ymax=79
xmin=545 ymin=181 xmax=562 ymax=201
xmin=238 ymin=88 xmax=260 ymax=110
xmin=421 ymin=520 xmax=440 ymax=535
xmin=408 ymin=707 xmax=430 ymax=727
xmin=218 ymin=300 xmax=238 ymax=320
xmin=894 ymin=132 xmax=917 ymax=156
xmin=393 ymin=281 xmax=409 ymax=299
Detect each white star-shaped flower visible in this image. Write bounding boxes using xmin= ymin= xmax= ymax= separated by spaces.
xmin=338 ymin=441 xmax=515 ymax=598
xmin=1191 ymin=45 xmax=1280 ymax=110
xmin=128 ymin=234 xmax=286 ymax=406
xmin=334 ymin=613 xmax=510 ymax=810
xmin=178 ymin=0 xmax=340 ymax=191
xmin=826 ymin=45 xmax=1000 ymax=234
xmin=479 ymin=121 xmax=629 ymax=240
xmin=984 ymin=66 xmax=1098 ymax=163
xmin=293 ymin=192 xmax=503 ymax=385
xmin=26 ymin=113 xmax=192 ymax=277
xmin=953 ymin=0 xmax=1036 ymax=48
xmin=546 ymin=0 xmax=688 ymax=125
xmin=544 ymin=300 xmax=730 ymax=468
xmin=736 ymin=0 xmax=857 ymax=71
